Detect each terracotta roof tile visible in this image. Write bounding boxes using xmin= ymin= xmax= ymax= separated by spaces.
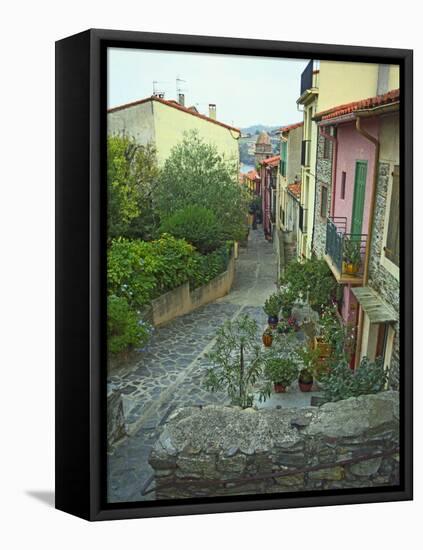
xmin=315 ymin=89 xmax=400 ymax=122
xmin=108 ymin=95 xmax=240 ymax=133
xmin=279 ymin=121 xmax=304 ymax=133
xmin=287 ymin=182 xmax=301 ymax=199
xmin=260 ymin=155 xmax=280 ymax=167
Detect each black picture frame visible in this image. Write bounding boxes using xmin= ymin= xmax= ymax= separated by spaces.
xmin=55 ymin=28 xmax=413 ymax=521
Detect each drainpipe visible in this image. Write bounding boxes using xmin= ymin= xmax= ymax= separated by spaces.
xmin=353 ymin=116 xmax=380 ymax=369
xmin=319 ymin=126 xmax=338 ymax=217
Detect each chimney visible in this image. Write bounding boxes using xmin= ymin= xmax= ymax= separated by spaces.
xmin=178 ymin=93 xmax=185 ymax=107
xmin=208 ymin=104 xmax=216 ymax=120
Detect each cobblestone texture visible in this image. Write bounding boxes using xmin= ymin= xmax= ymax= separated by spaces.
xmin=107 ymin=228 xmax=278 ymax=502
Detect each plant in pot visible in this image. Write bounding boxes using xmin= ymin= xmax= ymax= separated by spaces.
xmin=342 ymin=237 xmax=362 ymax=275
xmin=262 ymin=327 xmax=273 ymax=347
xmin=296 ymin=346 xmax=320 ymax=392
xmin=263 ymin=292 xmax=282 ymax=329
xmin=204 ymin=314 xmax=267 ymax=409
xmin=264 ymin=354 xmax=298 ymax=393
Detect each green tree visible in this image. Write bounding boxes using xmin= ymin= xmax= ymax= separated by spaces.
xmin=107 ymin=135 xmax=159 ymax=240
xmin=155 ymin=131 xmax=249 ymax=242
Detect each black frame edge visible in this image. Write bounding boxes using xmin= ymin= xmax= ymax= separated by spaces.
xmin=55 ymin=29 xmax=92 ymax=520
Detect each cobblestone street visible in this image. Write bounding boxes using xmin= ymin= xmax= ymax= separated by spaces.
xmin=107 ymin=228 xmax=279 ymax=502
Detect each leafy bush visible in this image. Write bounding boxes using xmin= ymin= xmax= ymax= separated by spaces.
xmin=155 ymin=131 xmax=249 ymax=242
xmin=159 ymin=205 xmax=224 ymax=254
xmin=205 ymin=314 xmax=265 ymax=409
xmin=280 ymin=257 xmax=338 ymax=312
xmin=107 ymin=295 xmax=152 ymax=355
xmin=107 ymin=234 xmax=200 ymax=308
xmin=107 ymin=135 xmax=159 ymax=240
xmin=322 ymin=357 xmax=387 ymax=402
xmin=190 ymin=243 xmax=232 ymax=289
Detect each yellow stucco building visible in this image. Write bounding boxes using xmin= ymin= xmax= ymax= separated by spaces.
xmin=107 ymin=95 xmax=241 ymax=167
xmin=297 ymin=60 xmax=399 ymax=259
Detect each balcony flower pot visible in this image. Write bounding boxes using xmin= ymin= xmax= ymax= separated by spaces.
xmin=274 ymin=383 xmax=287 ymax=393
xmin=342 ymin=261 xmax=359 ymax=275
xmin=262 ymin=329 xmax=273 ymax=347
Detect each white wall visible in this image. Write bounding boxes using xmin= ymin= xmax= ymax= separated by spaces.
xmin=0 ymin=2 xmax=420 ymax=550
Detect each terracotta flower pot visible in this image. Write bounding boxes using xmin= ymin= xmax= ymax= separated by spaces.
xmin=262 ymin=333 xmax=273 ymax=347
xmin=299 ymin=381 xmax=313 ymax=392
xmin=343 ymin=261 xmax=359 ymax=275
xmin=274 ymin=383 xmax=286 ymax=393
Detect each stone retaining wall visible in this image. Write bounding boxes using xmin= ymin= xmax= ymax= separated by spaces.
xmin=149 ymin=392 xmax=399 ymax=499
xmin=151 ymin=250 xmax=235 ymax=326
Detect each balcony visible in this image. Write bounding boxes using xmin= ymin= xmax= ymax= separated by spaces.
xmin=301 ymin=140 xmax=311 ymax=168
xmin=300 ymin=60 xmax=314 ymax=96
xmin=299 ymin=205 xmax=308 ymax=233
xmin=324 ymin=217 xmax=368 ymax=284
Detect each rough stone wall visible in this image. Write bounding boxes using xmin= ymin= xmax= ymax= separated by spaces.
xmin=313 ymin=133 xmax=333 ymax=257
xmin=149 ymin=392 xmax=399 ymax=499
xmin=107 ymin=390 xmax=127 ymax=449
xmin=368 ymin=162 xmax=400 ymax=389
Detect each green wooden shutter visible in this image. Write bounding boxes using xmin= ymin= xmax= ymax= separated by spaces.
xmin=351 ymin=161 xmax=368 ymax=236
xmin=385 ymin=165 xmax=400 ymax=266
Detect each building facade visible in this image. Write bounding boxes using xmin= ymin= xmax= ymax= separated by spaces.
xmin=314 ymin=89 xmax=400 ymax=379
xmin=297 ymin=60 xmax=400 ymax=260
xmin=108 ymin=95 xmax=240 ymax=166
xmin=258 ymin=155 xmax=280 ymax=238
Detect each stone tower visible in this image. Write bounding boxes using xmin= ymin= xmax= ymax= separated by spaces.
xmin=255 ymin=131 xmax=272 ymax=165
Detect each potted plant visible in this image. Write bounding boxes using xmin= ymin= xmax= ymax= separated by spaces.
xmin=262 ymin=327 xmax=273 ymax=347
xmin=295 ymin=346 xmax=319 ymax=392
xmin=265 ymin=355 xmax=298 ymax=393
xmin=263 ymin=292 xmax=282 ymax=329
xmin=298 ymin=367 xmax=314 ymax=392
xmin=342 ymin=237 xmax=361 ymax=275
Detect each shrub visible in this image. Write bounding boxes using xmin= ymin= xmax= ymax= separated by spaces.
xmin=190 ymin=243 xmax=232 ymax=289
xmin=107 ymin=234 xmax=200 ymax=308
xmin=263 ymin=292 xmax=283 ymax=318
xmin=107 ymin=295 xmax=152 ymax=355
xmin=280 ymin=257 xmax=338 ymax=312
xmin=322 ymin=357 xmax=387 ymax=402
xmin=159 ymin=205 xmax=224 ymax=254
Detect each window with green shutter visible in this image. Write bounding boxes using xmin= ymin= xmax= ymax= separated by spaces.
xmin=280 ymin=140 xmax=287 ymax=176
xmin=384 ymin=165 xmax=400 ymax=267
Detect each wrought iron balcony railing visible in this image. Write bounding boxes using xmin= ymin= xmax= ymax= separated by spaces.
xmin=325 ymin=217 xmax=367 ymax=280
xmin=299 ymin=205 xmax=308 ymax=233
xmin=300 ymin=60 xmax=314 ymax=96
xmin=301 ymin=140 xmax=311 ymax=168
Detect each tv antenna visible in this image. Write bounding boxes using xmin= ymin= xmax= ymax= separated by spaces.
xmin=152 ymin=80 xmax=168 ymax=98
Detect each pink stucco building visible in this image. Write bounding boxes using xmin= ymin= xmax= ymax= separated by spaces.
xmin=314 ymin=89 xmax=399 ymax=367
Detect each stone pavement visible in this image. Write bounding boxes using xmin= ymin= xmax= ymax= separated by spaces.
xmin=107 ymin=228 xmax=315 ymax=503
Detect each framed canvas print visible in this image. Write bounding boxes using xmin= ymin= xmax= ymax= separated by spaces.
xmin=55 ymin=29 xmax=413 ymax=521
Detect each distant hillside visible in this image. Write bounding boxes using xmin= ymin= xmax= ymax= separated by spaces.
xmin=240 ymin=124 xmax=280 ymax=137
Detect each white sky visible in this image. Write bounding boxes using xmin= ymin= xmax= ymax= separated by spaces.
xmin=107 ymin=48 xmax=310 ymax=128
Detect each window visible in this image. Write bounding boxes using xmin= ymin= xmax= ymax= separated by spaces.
xmin=320 ymin=185 xmax=328 ymax=218
xmin=384 ymin=165 xmax=400 ymax=267
xmin=341 ymin=171 xmax=346 ymax=199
